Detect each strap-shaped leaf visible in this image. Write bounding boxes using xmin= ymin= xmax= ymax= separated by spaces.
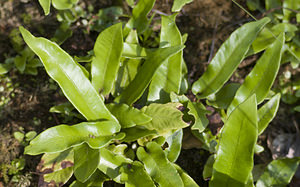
xmin=19 ymin=27 xmax=117 ymax=122
xmin=123 ymin=43 xmax=147 ymax=59
xmin=207 ymin=83 xmax=240 ymax=109
xmin=251 ymin=23 xmax=297 ymax=54
xmin=38 ymin=0 xmax=51 ymax=15
xmin=39 ymin=149 xmax=74 ymax=186
xmin=172 ymin=0 xmax=193 ymax=12
xmin=148 ymin=14 xmax=183 ymax=101
xmin=25 ymin=121 xmax=121 ymax=155
xmin=257 ymin=93 xmax=280 ymax=135
xmin=98 ymin=148 xmax=132 ymax=183
xmin=228 ymin=33 xmax=284 ymax=115
xmin=192 ymin=17 xmax=270 ymax=98
xmin=137 ymin=142 xmax=184 ymax=187
xmin=173 ymin=164 xmax=199 ymax=187
xmin=165 ymin=129 xmax=183 ymax=162
xmin=115 ymin=45 xmax=184 ymax=105
xmin=126 ymin=0 xmax=156 ymax=34
xmin=125 ymin=29 xmax=139 ymax=44
xmin=106 ymin=103 xmax=152 ymax=128
xmin=120 ymin=161 xmax=155 ymax=187
xmin=256 ymin=157 xmax=300 ymax=187
xmin=114 ymin=58 xmax=142 ymax=96
xmin=141 ymin=103 xmax=189 ymax=136
xmin=52 ymin=0 xmax=78 ymax=10
xmin=210 ymin=95 xmax=258 ymax=186
xmin=70 ymin=169 xmax=109 ymax=187
xmin=74 ymin=143 xmax=100 ymax=183
xmin=121 ymin=126 xmax=157 ymax=142
xmin=92 ymin=23 xmax=123 ymax=95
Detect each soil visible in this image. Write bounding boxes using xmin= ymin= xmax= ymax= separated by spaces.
xmin=0 ymin=0 xmax=299 ymax=186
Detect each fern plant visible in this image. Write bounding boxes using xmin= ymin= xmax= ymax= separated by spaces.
xmin=20 ymin=0 xmax=300 ymax=186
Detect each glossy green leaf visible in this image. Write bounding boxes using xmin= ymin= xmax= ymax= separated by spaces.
xmin=210 ymin=95 xmax=258 ymax=186
xmin=120 ymin=161 xmax=155 ymax=187
xmin=170 ymin=92 xmax=190 ymax=103
xmin=141 ymin=103 xmax=189 ymax=136
xmin=39 ymin=149 xmax=74 ymax=186
xmin=107 ymin=144 xmax=128 ymax=156
xmin=114 ymin=58 xmax=142 ymax=95
xmin=74 ymin=143 xmax=100 ymax=182
xmin=38 ymin=0 xmax=51 ymax=15
xmin=25 ymin=121 xmax=121 ymax=155
xmin=137 ymin=142 xmax=184 ymax=187
xmin=19 ymin=27 xmax=117 ymax=122
xmin=207 ymin=83 xmax=240 ymax=109
xmin=121 ymin=126 xmax=157 ymax=142
xmin=116 ymin=45 xmax=184 ymax=105
xmin=106 ymin=103 xmax=152 ymax=128
xmin=165 ymin=129 xmax=183 ymax=162
xmin=44 ymin=167 xmax=73 ymax=185
xmin=98 ymin=148 xmax=132 ymax=183
xmin=203 ymin=155 xmax=215 ymax=180
xmin=172 ymin=0 xmax=193 ymax=12
xmin=92 ymin=23 xmax=123 ymax=95
xmin=257 ymin=93 xmax=280 ymax=135
xmin=228 ymin=34 xmax=284 ymax=115
xmin=126 ymin=0 xmax=156 ymax=34
xmin=39 ymin=149 xmax=74 ymax=171
xmin=25 ymin=131 xmax=37 ymax=141
xmin=70 ymin=169 xmax=109 ymax=187
xmin=251 ymin=23 xmax=297 ymax=54
xmin=122 ymin=43 xmax=147 ymax=59
xmin=148 ymin=14 xmax=183 ymax=101
xmin=174 ymin=164 xmax=199 ymax=187
xmin=180 ymin=59 xmax=189 ymax=94
xmin=125 ymin=29 xmax=139 ymax=44
xmin=192 ymin=17 xmax=270 ymax=98
xmin=13 ymin=132 xmax=24 ymax=142
xmin=187 ymin=101 xmax=209 ymax=133
xmin=52 ymin=0 xmax=78 ymax=10
xmin=256 ymin=157 xmax=300 ymax=187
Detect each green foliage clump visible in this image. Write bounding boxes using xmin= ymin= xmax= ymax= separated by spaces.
xmin=15 ymin=0 xmax=300 ymax=186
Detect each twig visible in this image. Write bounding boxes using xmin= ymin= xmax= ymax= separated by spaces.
xmin=152 ymin=9 xmax=169 ymax=16
xmin=52 ymin=113 xmax=60 ymax=125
